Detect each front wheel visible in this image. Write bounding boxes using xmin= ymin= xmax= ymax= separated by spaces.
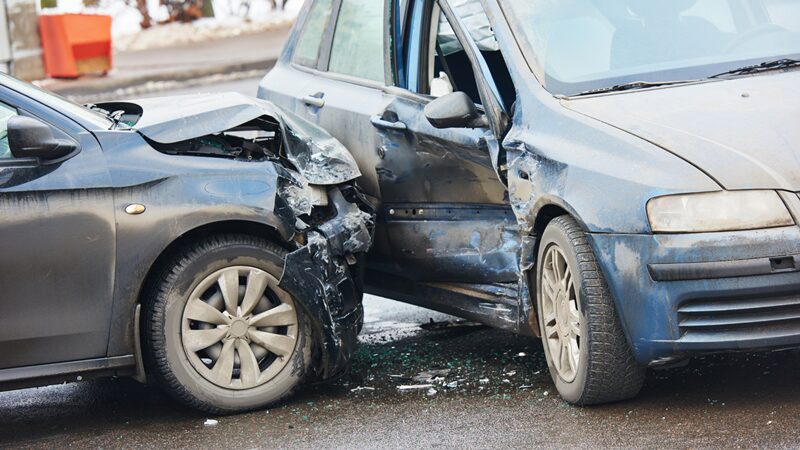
xmin=143 ymin=235 xmax=312 ymax=414
xmin=535 ymin=216 xmax=645 ymax=405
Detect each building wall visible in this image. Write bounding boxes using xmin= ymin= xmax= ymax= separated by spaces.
xmin=0 ymin=1 xmax=11 ymax=73
xmin=4 ymin=0 xmax=45 ymax=80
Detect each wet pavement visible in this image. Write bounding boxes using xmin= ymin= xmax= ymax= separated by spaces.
xmin=6 ymin=78 xmax=799 ymax=449
xmin=2 ymin=296 xmax=800 ymax=449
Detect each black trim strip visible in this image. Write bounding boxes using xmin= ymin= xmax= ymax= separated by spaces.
xmin=382 ymin=203 xmax=514 ymax=221
xmin=0 ymin=355 xmax=135 ymax=384
xmin=649 ymin=255 xmax=800 ymax=282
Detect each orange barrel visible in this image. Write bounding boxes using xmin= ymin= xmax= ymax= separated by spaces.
xmin=39 ymin=14 xmax=112 ymax=78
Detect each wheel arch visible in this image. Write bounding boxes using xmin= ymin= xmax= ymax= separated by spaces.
xmin=131 ymin=219 xmax=291 ymax=383
xmin=521 ymin=200 xmax=589 ymax=337
xmin=139 ymin=220 xmax=290 ymax=300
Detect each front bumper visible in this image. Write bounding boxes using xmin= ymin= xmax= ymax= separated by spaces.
xmin=588 ymin=226 xmax=800 ymax=365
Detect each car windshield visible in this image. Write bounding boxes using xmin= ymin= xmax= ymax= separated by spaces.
xmin=500 ymin=0 xmax=800 ymax=96
xmin=0 ymin=73 xmax=112 ymax=129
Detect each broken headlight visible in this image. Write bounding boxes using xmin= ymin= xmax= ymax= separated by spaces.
xmin=646 ymin=190 xmax=795 ymax=233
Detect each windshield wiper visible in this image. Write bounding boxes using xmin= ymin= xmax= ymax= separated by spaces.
xmin=709 ymin=58 xmax=800 ymax=78
xmin=570 ymin=80 xmax=694 ymax=97
xmin=84 ymin=103 xmax=130 ymax=130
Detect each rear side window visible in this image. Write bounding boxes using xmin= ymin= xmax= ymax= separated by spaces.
xmin=328 ymin=0 xmax=386 ymax=83
xmin=294 ymin=0 xmax=335 ymax=67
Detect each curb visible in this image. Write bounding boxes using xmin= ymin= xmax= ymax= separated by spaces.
xmin=42 ymin=58 xmax=277 ymax=98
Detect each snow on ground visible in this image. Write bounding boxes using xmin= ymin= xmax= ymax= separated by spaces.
xmin=39 ymin=0 xmax=301 ymax=51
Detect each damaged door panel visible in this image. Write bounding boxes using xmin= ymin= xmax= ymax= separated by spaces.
xmin=369 ymin=93 xmax=517 ymax=284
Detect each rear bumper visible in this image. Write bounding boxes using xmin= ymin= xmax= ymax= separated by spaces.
xmin=588 ymin=226 xmax=800 ymax=365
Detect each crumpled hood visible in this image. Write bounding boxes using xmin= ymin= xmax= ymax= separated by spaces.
xmin=105 ymin=92 xmax=361 ymax=185
xmin=562 ymin=71 xmax=800 ymax=191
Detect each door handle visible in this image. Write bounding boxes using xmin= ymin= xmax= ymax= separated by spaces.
xmin=302 ymin=94 xmax=325 ymax=108
xmin=370 ymin=115 xmax=407 ymax=131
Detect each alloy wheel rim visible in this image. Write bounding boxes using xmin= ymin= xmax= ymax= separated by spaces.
xmin=541 ymin=245 xmax=581 ymax=382
xmin=181 ymin=266 xmax=299 ymax=390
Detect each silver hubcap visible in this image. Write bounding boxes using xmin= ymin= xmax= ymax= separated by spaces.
xmin=181 ymin=266 xmax=299 ymax=390
xmin=541 ymin=245 xmax=581 ymax=382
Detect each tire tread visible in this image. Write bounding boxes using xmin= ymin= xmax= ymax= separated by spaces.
xmin=549 ymin=216 xmax=645 ymax=405
xmin=142 ymin=234 xmax=308 ymax=415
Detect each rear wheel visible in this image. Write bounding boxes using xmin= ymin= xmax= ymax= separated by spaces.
xmin=143 ymin=234 xmax=312 ymax=414
xmin=535 ymin=216 xmax=645 ymax=405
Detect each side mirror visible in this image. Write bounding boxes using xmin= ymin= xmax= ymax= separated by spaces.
xmin=424 ymin=91 xmax=489 ymax=129
xmin=7 ymin=116 xmax=77 ymax=161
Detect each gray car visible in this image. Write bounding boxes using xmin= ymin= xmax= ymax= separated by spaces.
xmin=0 ymin=74 xmax=373 ymax=414
xmin=259 ymin=0 xmax=800 ymax=404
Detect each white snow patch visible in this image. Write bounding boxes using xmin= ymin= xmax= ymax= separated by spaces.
xmin=37 ymin=0 xmax=300 ymax=47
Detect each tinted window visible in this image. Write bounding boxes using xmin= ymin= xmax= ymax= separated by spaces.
xmin=0 ymin=102 xmax=17 ymax=159
xmin=328 ymin=0 xmax=385 ymax=83
xmin=294 ymin=0 xmax=334 ymax=67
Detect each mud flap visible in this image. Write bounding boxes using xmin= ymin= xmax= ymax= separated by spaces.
xmin=277 ymin=189 xmax=373 ymax=379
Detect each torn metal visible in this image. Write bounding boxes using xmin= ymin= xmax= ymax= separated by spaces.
xmin=279 ymin=188 xmax=375 ymax=379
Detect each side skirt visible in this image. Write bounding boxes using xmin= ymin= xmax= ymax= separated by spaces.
xmin=0 ymin=355 xmax=135 ymax=392
xmin=365 ymin=269 xmax=530 ymax=335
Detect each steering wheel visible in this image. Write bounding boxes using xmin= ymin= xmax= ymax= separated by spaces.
xmin=725 ymin=24 xmax=787 ymax=54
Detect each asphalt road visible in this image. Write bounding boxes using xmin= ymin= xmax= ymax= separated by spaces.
xmin=3 ymin=78 xmax=800 ymax=449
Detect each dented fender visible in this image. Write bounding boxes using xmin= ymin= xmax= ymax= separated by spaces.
xmin=277 ymin=189 xmax=374 ymax=379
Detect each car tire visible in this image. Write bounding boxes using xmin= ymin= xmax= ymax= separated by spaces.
xmin=143 ymin=234 xmax=312 ymax=414
xmin=535 ymin=216 xmax=645 ymax=405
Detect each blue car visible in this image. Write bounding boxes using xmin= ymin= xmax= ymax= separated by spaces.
xmin=259 ymin=0 xmax=800 ymax=404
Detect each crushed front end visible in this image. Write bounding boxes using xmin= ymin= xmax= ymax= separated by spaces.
xmin=278 ymin=184 xmax=374 ymax=379
xmin=100 ymin=93 xmax=377 ymax=381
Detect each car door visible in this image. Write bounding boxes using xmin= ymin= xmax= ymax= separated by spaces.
xmin=265 ymin=0 xmax=516 ymax=283
xmin=368 ymin=0 xmax=518 ymax=283
xmin=266 ymin=0 xmax=396 ymax=259
xmin=0 ymin=86 xmax=115 ymax=369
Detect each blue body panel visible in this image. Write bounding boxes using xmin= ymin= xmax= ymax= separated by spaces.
xmin=589 ymin=226 xmax=800 ymax=364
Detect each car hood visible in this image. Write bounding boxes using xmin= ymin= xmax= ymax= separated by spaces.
xmin=561 ymin=71 xmax=800 ymax=191
xmin=100 ymin=92 xmax=361 ymax=185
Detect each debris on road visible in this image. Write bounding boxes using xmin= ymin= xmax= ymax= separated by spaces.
xmin=350 ymin=386 xmax=376 ymax=393
xmin=397 ymin=384 xmax=435 ymax=391
xmin=204 ymin=419 xmax=219 ymax=427
xmin=412 ymin=369 xmax=452 ymax=383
